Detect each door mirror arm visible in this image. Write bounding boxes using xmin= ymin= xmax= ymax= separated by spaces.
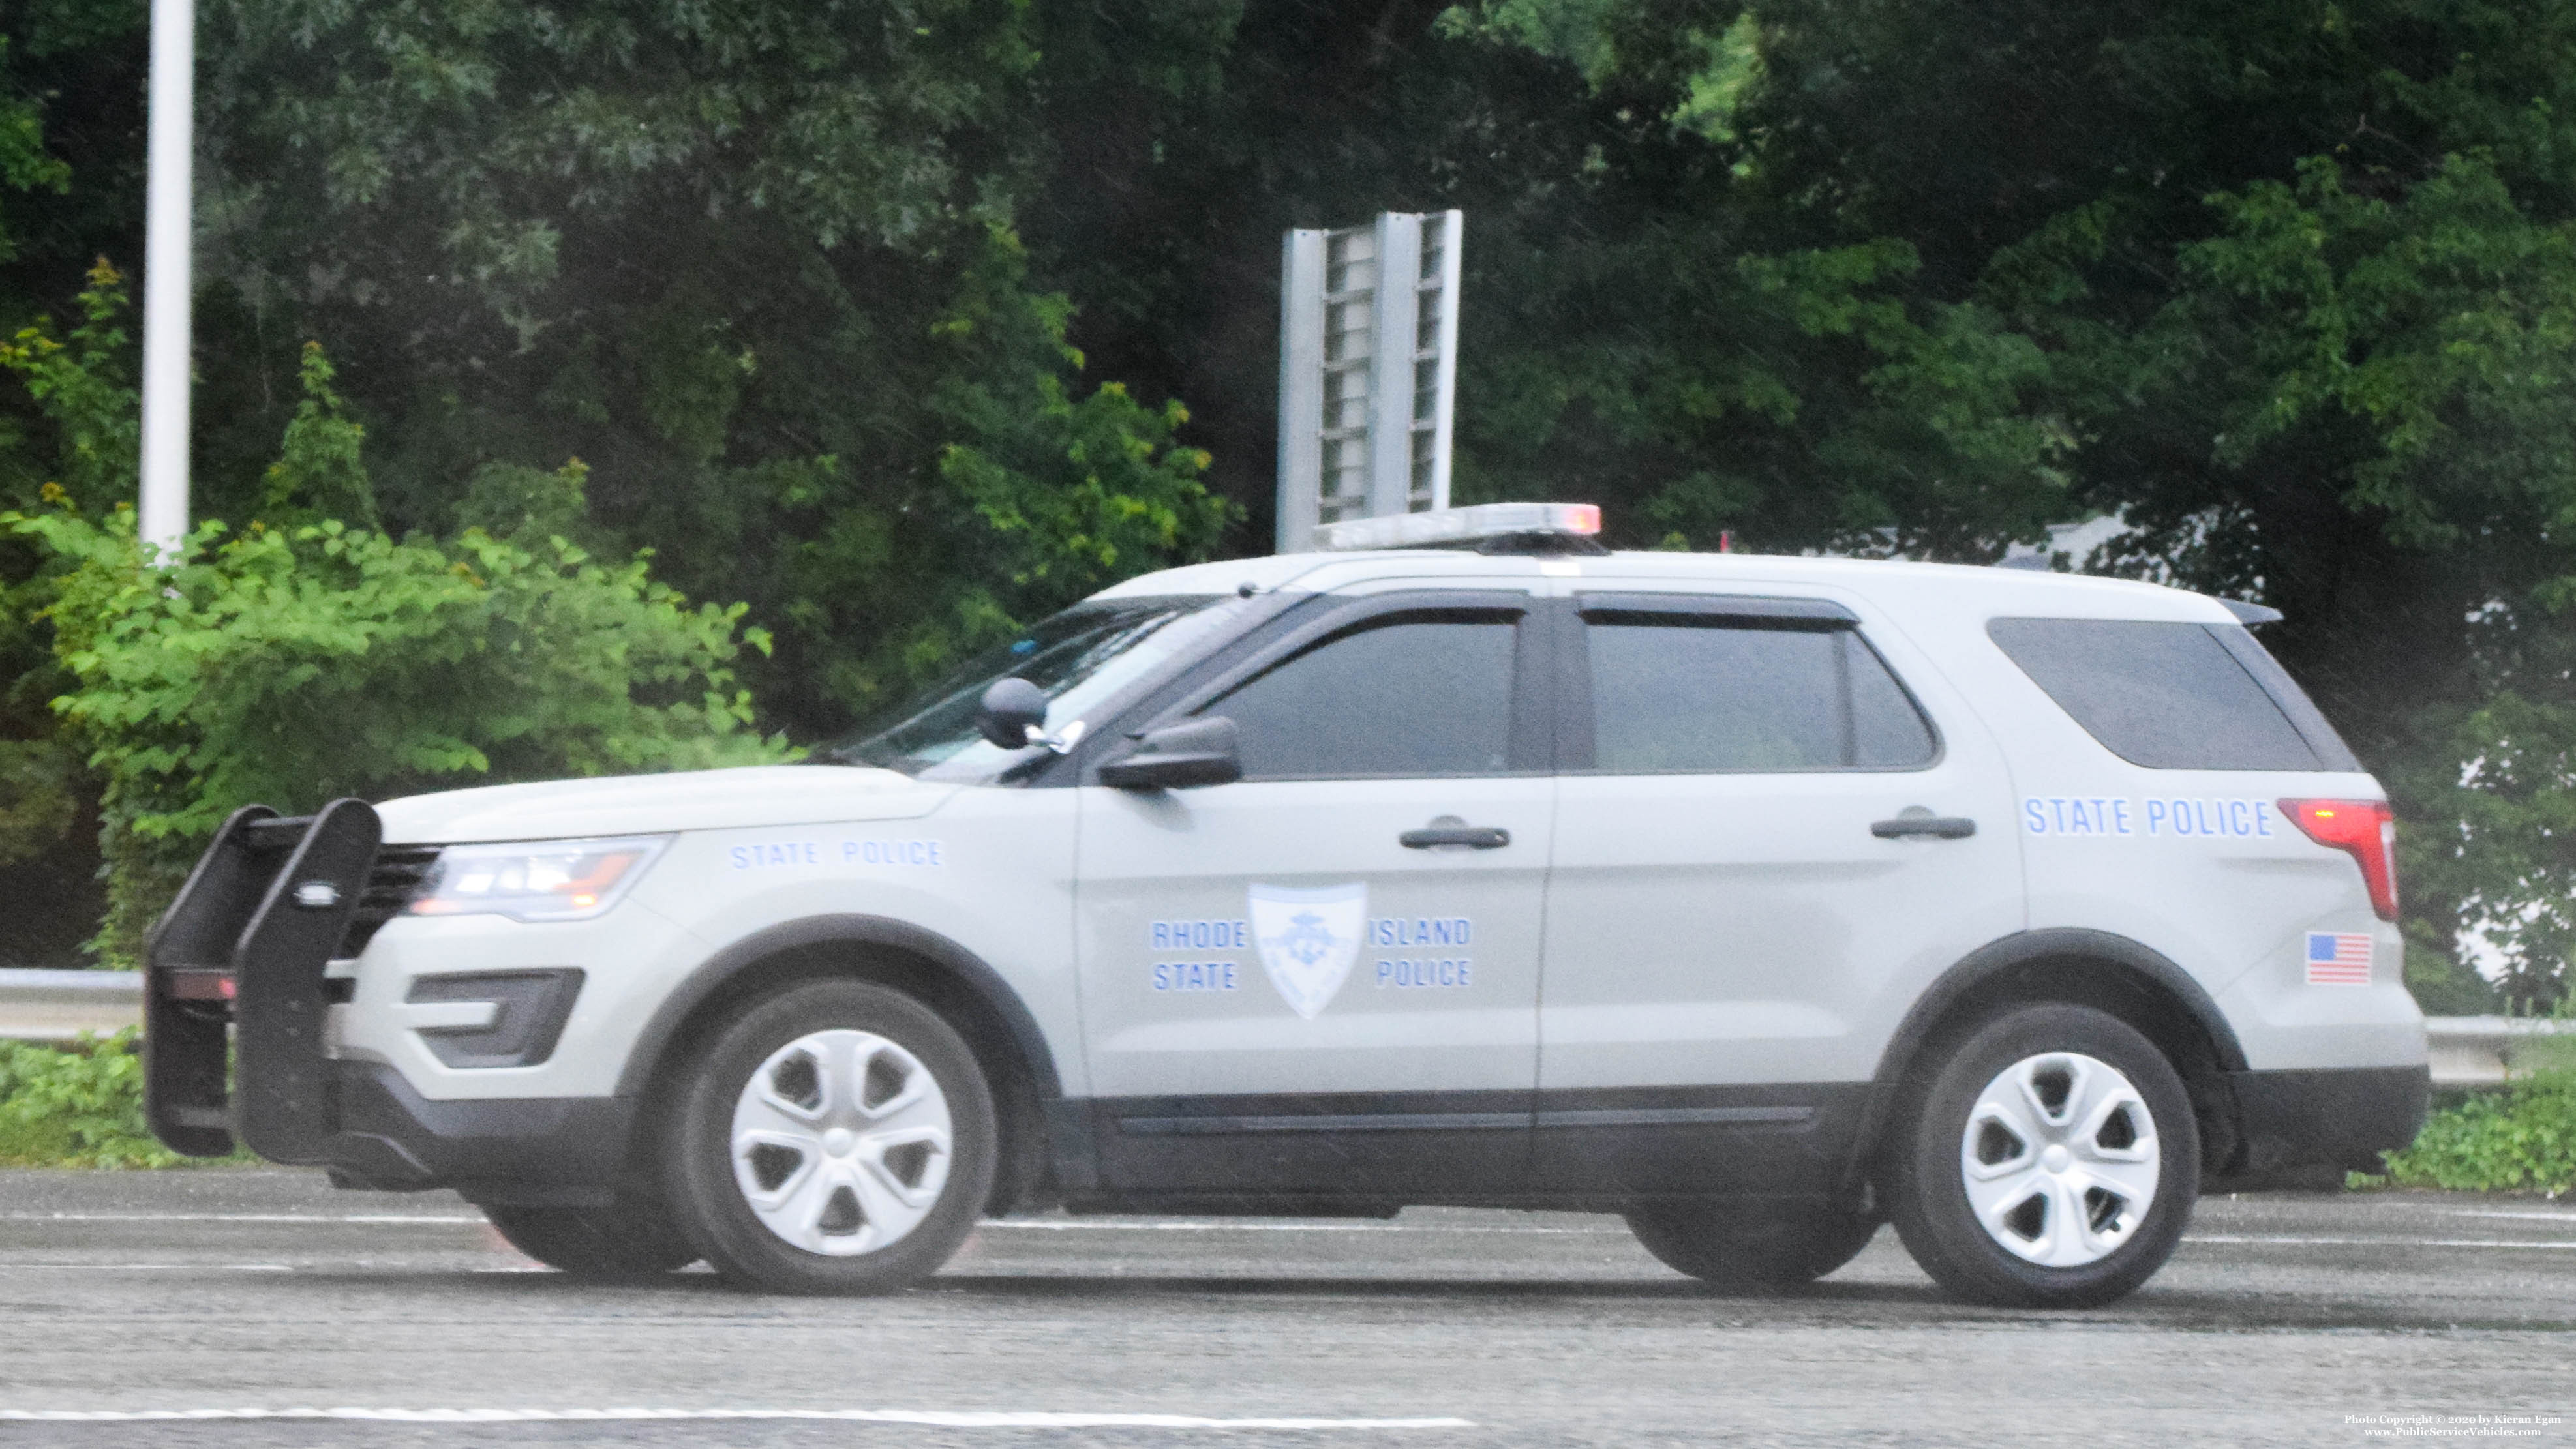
xmin=1098 ymin=717 xmax=1243 ymax=790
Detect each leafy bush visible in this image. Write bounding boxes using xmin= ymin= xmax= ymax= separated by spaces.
xmin=2374 ymin=1070 xmax=2576 ymax=1195
xmin=3 ymin=267 xmax=787 ymax=963
xmin=0 ymin=1030 xmax=190 ymax=1168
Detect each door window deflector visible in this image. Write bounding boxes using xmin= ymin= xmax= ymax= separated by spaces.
xmin=1576 ymin=591 xmax=1858 ymax=627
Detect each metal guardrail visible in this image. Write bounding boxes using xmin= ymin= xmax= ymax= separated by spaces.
xmin=0 ymin=968 xmax=144 ymax=1043
xmin=0 ymin=971 xmax=2565 ymax=1086
xmin=2420 ymin=1015 xmax=2576 ymax=1086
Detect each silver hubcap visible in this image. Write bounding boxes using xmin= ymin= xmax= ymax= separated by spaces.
xmin=729 ymin=1029 xmax=954 ymax=1257
xmin=1959 ymin=1051 xmax=2160 ymax=1268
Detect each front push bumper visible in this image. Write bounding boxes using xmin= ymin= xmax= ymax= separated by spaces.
xmin=144 ymin=800 xmax=637 ymax=1205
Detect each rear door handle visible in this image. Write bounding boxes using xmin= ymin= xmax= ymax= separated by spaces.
xmin=1401 ymin=826 xmax=1511 ymax=850
xmin=1871 ymin=814 xmax=1977 ymax=840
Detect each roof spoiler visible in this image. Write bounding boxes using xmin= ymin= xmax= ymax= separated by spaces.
xmin=2220 ymin=598 xmax=2284 ymax=627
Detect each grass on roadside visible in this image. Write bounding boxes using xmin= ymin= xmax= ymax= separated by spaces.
xmin=0 ymin=1030 xmax=192 ymax=1167
xmin=2355 ymin=1067 xmax=2576 ymax=1196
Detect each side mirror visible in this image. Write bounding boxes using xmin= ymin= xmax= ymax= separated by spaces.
xmin=977 ymin=678 xmax=1050 ymax=750
xmin=1097 ymin=717 xmax=1242 ymax=790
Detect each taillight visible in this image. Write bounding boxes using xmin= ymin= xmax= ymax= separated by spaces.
xmin=2279 ymin=798 xmax=2398 ymax=923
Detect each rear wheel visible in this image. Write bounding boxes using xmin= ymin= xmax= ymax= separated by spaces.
xmin=661 ymin=979 xmax=998 ymax=1294
xmin=483 ymin=1195 xmax=698 ymax=1281
xmin=1624 ymin=1203 xmax=1879 ymax=1290
xmin=1888 ymin=1003 xmax=2198 ymax=1308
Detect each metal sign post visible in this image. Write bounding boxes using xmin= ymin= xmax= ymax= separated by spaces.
xmin=138 ymin=0 xmax=194 ymax=560
xmin=1275 ymin=211 xmax=1462 ymax=554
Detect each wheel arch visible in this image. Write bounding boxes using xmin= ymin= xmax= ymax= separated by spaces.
xmin=1845 ymin=929 xmax=2250 ymax=1194
xmin=617 ymin=915 xmax=1067 ymax=1214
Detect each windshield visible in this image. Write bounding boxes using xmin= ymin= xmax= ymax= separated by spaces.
xmin=818 ymin=595 xmax=1252 ymax=781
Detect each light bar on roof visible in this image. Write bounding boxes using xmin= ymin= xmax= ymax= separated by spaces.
xmin=1314 ymin=502 xmax=1602 ymax=553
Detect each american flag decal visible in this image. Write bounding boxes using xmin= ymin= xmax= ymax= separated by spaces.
xmin=2305 ymin=932 xmax=2373 ymax=986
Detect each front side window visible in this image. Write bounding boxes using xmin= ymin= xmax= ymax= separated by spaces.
xmin=1987 ymin=618 xmax=2326 ymax=771
xmin=1200 ymin=611 xmax=1521 ymax=779
xmin=821 ymin=597 xmax=1252 ymax=781
xmin=1583 ymin=615 xmax=1937 ymax=773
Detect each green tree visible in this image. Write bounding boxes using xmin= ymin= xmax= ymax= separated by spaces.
xmin=192 ymin=0 xmax=1232 ymax=734
xmin=1723 ymin=0 xmax=2576 ymax=1005
xmin=0 ymin=0 xmax=143 ymax=964
xmin=5 ymin=269 xmax=783 ymax=962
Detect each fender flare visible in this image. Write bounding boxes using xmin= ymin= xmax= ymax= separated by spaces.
xmin=613 ymin=914 xmax=1065 ymax=1102
xmin=1841 ymin=927 xmax=2248 ymax=1194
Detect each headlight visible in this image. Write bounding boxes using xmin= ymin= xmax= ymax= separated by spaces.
xmin=406 ymin=835 xmax=670 ymax=922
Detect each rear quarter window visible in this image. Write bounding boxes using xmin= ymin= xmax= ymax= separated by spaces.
xmin=1987 ymin=618 xmax=2359 ymax=771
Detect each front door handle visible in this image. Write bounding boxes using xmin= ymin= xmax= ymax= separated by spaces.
xmin=1871 ymin=811 xmax=1976 ymax=840
xmin=1401 ymin=825 xmax=1511 ymax=850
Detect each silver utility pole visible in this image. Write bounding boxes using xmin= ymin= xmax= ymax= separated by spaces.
xmin=138 ymin=0 xmax=194 ymax=559
xmin=1274 ymin=211 xmax=1462 ymax=554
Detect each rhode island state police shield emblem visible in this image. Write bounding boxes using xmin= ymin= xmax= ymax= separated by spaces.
xmin=1247 ymin=882 xmax=1367 ymax=1020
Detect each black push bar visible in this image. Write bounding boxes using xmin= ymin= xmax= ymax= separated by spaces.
xmin=141 ymin=799 xmax=382 ymax=1161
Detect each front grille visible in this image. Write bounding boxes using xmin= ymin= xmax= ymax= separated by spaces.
xmin=337 ymin=844 xmax=442 ymax=958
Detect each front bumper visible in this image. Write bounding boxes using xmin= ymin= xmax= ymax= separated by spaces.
xmin=331 ymin=1062 xmax=633 ymax=1204
xmin=142 ymin=799 xmax=636 ymax=1204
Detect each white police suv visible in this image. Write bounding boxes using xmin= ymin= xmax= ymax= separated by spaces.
xmin=143 ymin=503 xmax=2427 ymax=1307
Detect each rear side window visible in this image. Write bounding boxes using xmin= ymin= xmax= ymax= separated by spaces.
xmin=1583 ymin=617 xmax=1938 ymax=773
xmin=1988 ymin=618 xmax=2354 ymax=771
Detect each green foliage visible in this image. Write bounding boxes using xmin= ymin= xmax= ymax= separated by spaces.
xmin=2375 ymin=1071 xmax=2576 ymax=1195
xmin=190 ymin=0 xmax=1234 ymax=733
xmin=0 ymin=35 xmax=72 ymax=264
xmin=1 ymin=257 xmax=136 ymax=504
xmin=5 ymin=271 xmax=785 ymax=963
xmin=0 ymin=1030 xmax=188 ymax=1169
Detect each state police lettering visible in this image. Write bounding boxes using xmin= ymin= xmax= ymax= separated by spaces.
xmin=1145 ymin=909 xmax=1478 ymax=1002
xmin=1376 ymin=957 xmax=1472 ymax=989
xmin=1147 ymin=919 xmax=1250 ymax=951
xmin=2018 ymin=797 xmax=2276 ymax=839
xmin=1366 ymin=916 xmax=1474 ymax=992
xmin=1367 ymin=918 xmax=1472 ymax=948
xmin=726 ymin=837 xmax=945 ymax=869
xmin=1144 ymin=919 xmax=1247 ymax=993
xmin=1151 ymin=961 xmax=1239 ymax=992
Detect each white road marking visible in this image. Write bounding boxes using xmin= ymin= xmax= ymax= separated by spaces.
xmin=977 ymin=1220 xmax=1619 ymax=1234
xmin=1 ymin=1213 xmax=481 ymax=1225
xmin=2185 ymin=1235 xmax=2576 ymax=1249
xmin=0 ymin=1407 xmax=1474 ymax=1428
xmin=10 ymin=1212 xmax=1618 ymax=1234
xmin=0 ymin=1264 xmax=299 ymax=1271
xmin=2444 ymin=1209 xmax=2576 ymax=1223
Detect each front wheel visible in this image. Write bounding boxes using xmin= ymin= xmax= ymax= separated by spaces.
xmin=1624 ymin=1202 xmax=1879 ymax=1291
xmin=661 ymin=979 xmax=999 ymax=1294
xmin=483 ymin=1194 xmax=699 ymax=1281
xmin=1888 ymin=1003 xmax=2198 ymax=1309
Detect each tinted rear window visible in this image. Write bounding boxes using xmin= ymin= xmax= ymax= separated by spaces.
xmin=1586 ymin=618 xmax=1937 ymax=772
xmin=1988 ymin=618 xmax=2329 ymax=771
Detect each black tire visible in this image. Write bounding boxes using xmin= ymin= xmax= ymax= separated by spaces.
xmin=661 ymin=979 xmax=998 ymax=1295
xmin=1625 ymin=1202 xmax=1880 ymax=1291
xmin=1888 ymin=1003 xmax=2198 ymax=1309
xmin=483 ymin=1195 xmax=699 ymax=1281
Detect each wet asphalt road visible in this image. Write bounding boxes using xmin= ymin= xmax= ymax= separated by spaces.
xmin=0 ymin=1170 xmax=2570 ymax=1447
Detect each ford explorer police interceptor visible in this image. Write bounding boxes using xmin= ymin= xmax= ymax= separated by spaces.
xmin=142 ymin=503 xmax=2428 ymax=1307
